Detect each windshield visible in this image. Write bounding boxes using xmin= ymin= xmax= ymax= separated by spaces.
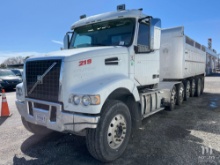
xmin=11 ymin=69 xmax=22 ymax=76
xmin=0 ymin=70 xmax=16 ymax=77
xmin=70 ymin=18 xmax=135 ymax=48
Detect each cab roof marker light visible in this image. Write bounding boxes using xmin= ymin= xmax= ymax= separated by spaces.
xmin=80 ymin=14 xmax=86 ymax=19
xmin=117 ymin=4 xmax=125 ymax=11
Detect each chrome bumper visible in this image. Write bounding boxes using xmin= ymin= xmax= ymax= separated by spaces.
xmin=16 ymin=98 xmax=100 ymax=133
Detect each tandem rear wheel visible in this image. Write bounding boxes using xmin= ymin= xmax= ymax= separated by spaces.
xmin=189 ymin=76 xmax=204 ymax=97
xmin=190 ymin=78 xmax=196 ymax=97
xmin=176 ymin=83 xmax=184 ymax=105
xmin=184 ymin=80 xmax=190 ymax=101
xmin=168 ymin=85 xmax=177 ymax=111
xmin=167 ymin=83 xmax=184 ymax=110
xmin=195 ymin=77 xmax=202 ymax=97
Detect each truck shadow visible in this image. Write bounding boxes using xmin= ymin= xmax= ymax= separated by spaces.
xmin=14 ymin=132 xmax=102 ymax=165
xmin=13 ymin=117 xmax=220 ymax=165
xmin=125 ymin=94 xmax=220 ymax=164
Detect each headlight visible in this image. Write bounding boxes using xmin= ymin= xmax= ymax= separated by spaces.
xmin=73 ymin=95 xmax=81 ymax=105
xmin=16 ymin=87 xmax=23 ymax=97
xmin=69 ymin=94 xmax=100 ymax=106
xmin=82 ymin=95 xmax=91 ymax=106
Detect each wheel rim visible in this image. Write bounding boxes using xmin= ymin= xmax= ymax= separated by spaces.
xmin=171 ymin=87 xmax=177 ymax=107
xmin=197 ymin=79 xmax=201 ymax=95
xmin=179 ymin=84 xmax=184 ymax=102
xmin=186 ymin=81 xmax=190 ymax=98
xmin=107 ymin=114 xmax=127 ymax=149
xmin=191 ymin=79 xmax=195 ymax=96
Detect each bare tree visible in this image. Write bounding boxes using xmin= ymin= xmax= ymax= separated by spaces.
xmin=2 ymin=56 xmax=25 ymax=65
xmin=0 ymin=63 xmax=7 ymax=68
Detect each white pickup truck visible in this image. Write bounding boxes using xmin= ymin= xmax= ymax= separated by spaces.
xmin=16 ymin=5 xmax=206 ymax=162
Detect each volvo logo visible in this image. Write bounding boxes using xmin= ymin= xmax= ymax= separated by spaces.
xmin=28 ymin=62 xmax=57 ymax=95
xmin=37 ymin=75 xmax=43 ymax=84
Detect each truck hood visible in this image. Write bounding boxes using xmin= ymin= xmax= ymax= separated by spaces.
xmin=28 ymin=46 xmax=128 ymax=62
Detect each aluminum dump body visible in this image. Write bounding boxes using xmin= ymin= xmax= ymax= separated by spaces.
xmin=160 ymin=26 xmax=206 ymax=80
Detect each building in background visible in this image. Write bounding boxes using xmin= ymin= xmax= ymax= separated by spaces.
xmin=7 ymin=64 xmax=24 ymax=69
xmin=205 ymin=38 xmax=218 ymax=75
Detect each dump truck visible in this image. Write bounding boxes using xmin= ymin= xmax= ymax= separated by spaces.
xmin=16 ymin=5 xmax=206 ymax=162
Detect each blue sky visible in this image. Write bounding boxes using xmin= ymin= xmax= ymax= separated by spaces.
xmin=0 ymin=0 xmax=219 ymax=63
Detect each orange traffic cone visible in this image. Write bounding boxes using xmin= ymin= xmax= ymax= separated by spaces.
xmin=1 ymin=89 xmax=12 ymax=117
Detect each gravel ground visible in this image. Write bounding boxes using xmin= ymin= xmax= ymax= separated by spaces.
xmin=0 ymin=73 xmax=220 ymax=165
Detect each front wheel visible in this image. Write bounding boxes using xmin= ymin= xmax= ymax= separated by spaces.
xmin=86 ymin=100 xmax=131 ymax=162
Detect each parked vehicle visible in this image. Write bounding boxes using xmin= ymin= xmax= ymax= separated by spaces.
xmin=10 ymin=69 xmax=23 ymax=79
xmin=10 ymin=68 xmax=23 ymax=81
xmin=15 ymin=5 xmax=206 ymax=162
xmin=0 ymin=69 xmax=22 ymax=90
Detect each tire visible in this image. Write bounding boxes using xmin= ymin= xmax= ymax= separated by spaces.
xmin=201 ymin=76 xmax=205 ymax=94
xmin=168 ymin=85 xmax=177 ymax=111
xmin=195 ymin=78 xmax=201 ymax=97
xmin=126 ymin=96 xmax=142 ymax=130
xmin=184 ymin=80 xmax=190 ymax=101
xmin=21 ymin=117 xmax=53 ymax=135
xmin=176 ymin=83 xmax=184 ymax=105
xmin=86 ymin=100 xmax=131 ymax=162
xmin=190 ymin=78 xmax=196 ymax=97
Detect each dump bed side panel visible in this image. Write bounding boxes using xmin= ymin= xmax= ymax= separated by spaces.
xmin=160 ymin=27 xmax=184 ymax=80
xmin=160 ymin=26 xmax=206 ymax=81
xmin=184 ymin=38 xmax=206 ymax=78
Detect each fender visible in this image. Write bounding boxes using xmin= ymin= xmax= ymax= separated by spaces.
xmin=62 ymin=74 xmax=140 ymax=114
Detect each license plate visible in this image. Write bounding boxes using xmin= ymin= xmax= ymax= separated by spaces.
xmin=36 ymin=113 xmax=46 ymax=123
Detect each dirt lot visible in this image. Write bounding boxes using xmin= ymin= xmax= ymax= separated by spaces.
xmin=0 ymin=73 xmax=220 ymax=165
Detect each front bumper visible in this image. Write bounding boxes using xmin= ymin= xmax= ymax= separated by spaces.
xmin=16 ymin=98 xmax=100 ymax=133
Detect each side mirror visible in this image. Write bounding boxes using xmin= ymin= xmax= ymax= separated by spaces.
xmin=150 ymin=18 xmax=161 ymax=50
xmin=63 ymin=33 xmax=70 ymax=49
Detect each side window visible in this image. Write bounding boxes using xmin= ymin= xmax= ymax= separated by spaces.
xmin=137 ymin=23 xmax=150 ymax=47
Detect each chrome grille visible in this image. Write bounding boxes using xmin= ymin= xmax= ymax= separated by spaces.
xmin=26 ymin=60 xmax=62 ymax=102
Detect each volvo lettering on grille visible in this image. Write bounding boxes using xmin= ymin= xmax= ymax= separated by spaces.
xmin=28 ymin=62 xmax=57 ymax=95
